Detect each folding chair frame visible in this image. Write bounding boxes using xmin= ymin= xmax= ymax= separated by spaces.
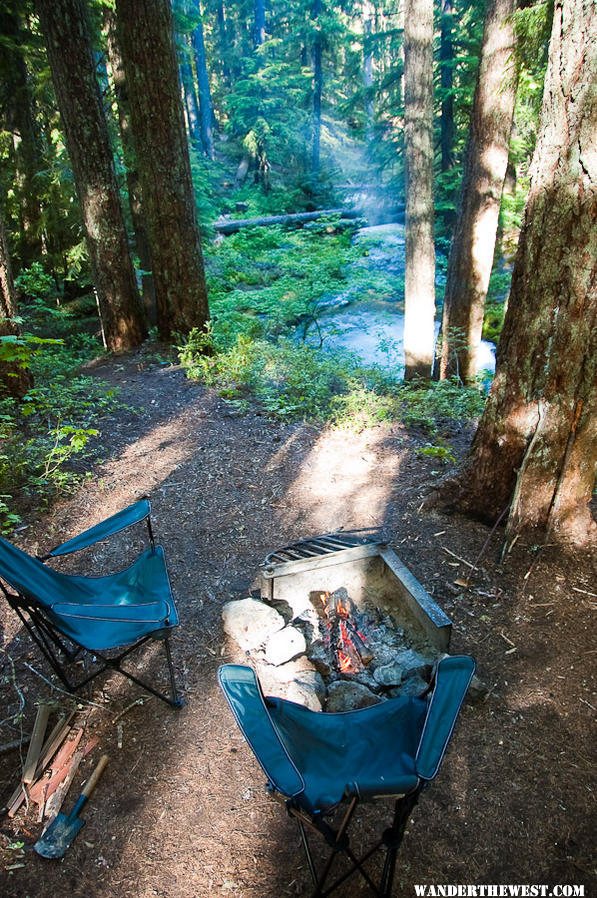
xmin=279 ymin=786 xmax=422 ymax=898
xmin=0 ymin=500 xmax=183 ymax=708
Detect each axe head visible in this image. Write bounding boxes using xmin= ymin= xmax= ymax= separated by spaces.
xmin=33 ymin=811 xmax=85 ymax=859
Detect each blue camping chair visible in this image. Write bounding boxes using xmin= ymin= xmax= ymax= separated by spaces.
xmin=219 ymin=655 xmax=474 ymax=897
xmin=0 ymin=499 xmax=183 ymax=707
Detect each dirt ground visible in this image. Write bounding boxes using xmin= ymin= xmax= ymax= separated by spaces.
xmin=1 ymin=351 xmax=595 ymax=898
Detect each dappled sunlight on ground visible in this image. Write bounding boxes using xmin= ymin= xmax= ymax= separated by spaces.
xmin=279 ymin=425 xmax=406 ymax=533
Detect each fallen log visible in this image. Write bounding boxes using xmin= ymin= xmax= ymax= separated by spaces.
xmin=214 ymin=208 xmax=361 ymax=235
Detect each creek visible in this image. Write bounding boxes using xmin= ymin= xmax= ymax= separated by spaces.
xmin=303 ymin=222 xmax=496 ymax=378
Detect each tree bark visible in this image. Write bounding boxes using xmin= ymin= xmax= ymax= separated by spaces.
xmin=439 ymin=0 xmax=518 ymax=384
xmin=36 ymin=0 xmax=146 ymax=351
xmin=437 ymin=0 xmax=597 ymax=548
xmin=0 ymin=214 xmax=33 ymax=398
xmin=191 ymin=2 xmax=215 ymax=159
xmin=103 ymin=7 xmax=156 ymax=324
xmin=115 ymin=0 xmax=209 ymax=340
xmin=403 ymin=0 xmax=435 ymax=380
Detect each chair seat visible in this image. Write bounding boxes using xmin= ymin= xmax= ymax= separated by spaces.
xmin=266 ymin=694 xmax=427 ymax=813
xmin=45 ymin=546 xmax=178 ymax=651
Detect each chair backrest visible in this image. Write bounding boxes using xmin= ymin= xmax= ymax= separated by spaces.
xmin=0 ymin=536 xmax=71 ymax=609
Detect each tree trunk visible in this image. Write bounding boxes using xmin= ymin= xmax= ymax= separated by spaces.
xmin=437 ymin=0 xmax=597 ymax=548
xmin=179 ymin=37 xmax=202 ymax=146
xmin=103 ymin=7 xmax=156 ymax=324
xmin=214 ymin=0 xmax=231 ymax=83
xmin=36 ymin=0 xmax=146 ymax=352
xmin=191 ymin=2 xmax=215 ymax=160
xmin=362 ymin=1 xmax=375 ymax=142
xmin=214 ymin=208 xmax=360 ymax=234
xmin=439 ymin=0 xmax=518 ymax=384
xmin=439 ymin=0 xmax=455 ymax=175
xmin=403 ymin=0 xmax=435 ymax=380
xmin=115 ymin=0 xmax=209 ymax=340
xmin=253 ymin=0 xmax=266 ymax=48
xmin=0 ymin=214 xmax=33 ymax=398
xmin=0 ymin=8 xmax=45 ymax=266
xmin=311 ymin=0 xmax=323 ymax=177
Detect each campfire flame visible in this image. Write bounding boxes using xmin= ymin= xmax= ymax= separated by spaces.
xmin=319 ymin=588 xmax=371 ymax=674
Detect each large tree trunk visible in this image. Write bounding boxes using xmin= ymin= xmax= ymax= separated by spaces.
xmin=439 ymin=0 xmax=518 ymax=384
xmin=191 ymin=2 xmax=215 ymax=160
xmin=103 ymin=8 xmax=156 ymax=324
xmin=403 ymin=0 xmax=435 ymax=380
xmin=0 ymin=214 xmax=33 ymax=398
xmin=36 ymin=0 xmax=146 ymax=352
xmin=311 ymin=0 xmax=323 ymax=177
xmin=115 ymin=0 xmax=209 ymax=340
xmin=437 ymin=0 xmax=597 ymax=548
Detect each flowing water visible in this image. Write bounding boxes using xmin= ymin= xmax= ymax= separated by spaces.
xmin=303 ymin=222 xmax=496 ymax=378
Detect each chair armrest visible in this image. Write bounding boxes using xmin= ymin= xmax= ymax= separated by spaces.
xmin=218 ymin=665 xmax=305 ymax=799
xmin=415 ymin=655 xmax=475 ymax=781
xmin=43 ymin=499 xmax=152 ymax=559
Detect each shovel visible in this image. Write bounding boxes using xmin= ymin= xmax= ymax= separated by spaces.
xmin=34 ymin=754 xmax=109 ymax=859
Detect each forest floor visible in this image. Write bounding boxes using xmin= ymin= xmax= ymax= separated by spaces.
xmin=0 ymin=349 xmax=595 ymax=898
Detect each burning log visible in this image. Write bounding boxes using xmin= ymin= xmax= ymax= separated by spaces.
xmin=320 ymin=588 xmax=373 ymax=674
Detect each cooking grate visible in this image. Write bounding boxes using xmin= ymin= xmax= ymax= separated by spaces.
xmin=263 ymin=529 xmax=387 ymax=567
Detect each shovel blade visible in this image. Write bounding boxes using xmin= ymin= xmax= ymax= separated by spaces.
xmin=33 ymin=812 xmax=85 ymax=859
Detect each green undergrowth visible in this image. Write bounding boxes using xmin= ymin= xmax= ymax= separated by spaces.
xmin=0 ymin=290 xmax=122 ymax=533
xmin=180 ymin=327 xmax=485 ymax=435
xmin=183 ymin=226 xmax=486 ymax=433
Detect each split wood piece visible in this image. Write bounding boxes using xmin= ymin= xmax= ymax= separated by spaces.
xmin=43 ymin=734 xmax=99 ymax=821
xmin=22 ymin=705 xmax=51 ymax=784
xmin=28 ymin=728 xmax=83 ymax=805
xmin=6 ymin=712 xmax=75 ymax=818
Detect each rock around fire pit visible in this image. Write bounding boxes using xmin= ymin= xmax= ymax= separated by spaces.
xmin=223 ymin=533 xmax=455 ymax=712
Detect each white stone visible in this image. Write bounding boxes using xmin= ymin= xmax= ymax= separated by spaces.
xmin=392 ymin=649 xmax=432 ymax=676
xmin=373 ymin=661 xmax=404 ymax=687
xmin=222 ymin=598 xmax=285 ymax=652
xmin=255 ymin=658 xmax=325 ymax=711
xmin=264 ymin=626 xmax=307 ymax=666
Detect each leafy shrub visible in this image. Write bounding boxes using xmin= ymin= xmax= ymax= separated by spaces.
xmin=14 ymin=262 xmax=56 ymax=302
xmin=397 ymin=378 xmax=485 ymax=435
xmin=0 ymin=325 xmax=119 ymax=532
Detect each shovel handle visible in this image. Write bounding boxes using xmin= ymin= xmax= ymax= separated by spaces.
xmin=81 ymin=754 xmax=109 ymax=800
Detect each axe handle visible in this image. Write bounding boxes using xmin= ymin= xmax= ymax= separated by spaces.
xmin=82 ymin=754 xmax=109 ymax=799
xmin=68 ymin=754 xmax=110 ymax=820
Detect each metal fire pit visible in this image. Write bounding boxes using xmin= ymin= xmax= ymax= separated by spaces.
xmin=259 ymin=531 xmax=452 ymax=654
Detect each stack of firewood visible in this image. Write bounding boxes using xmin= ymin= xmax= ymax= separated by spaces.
xmin=4 ymin=705 xmax=98 ymax=821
